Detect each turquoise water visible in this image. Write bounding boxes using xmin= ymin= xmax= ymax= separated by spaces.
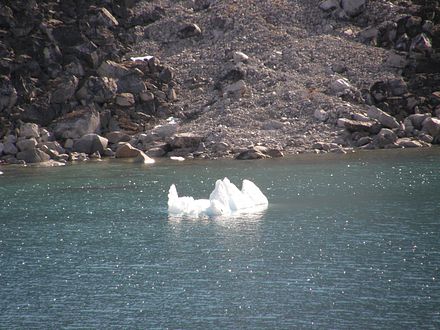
xmin=1 ymin=149 xmax=440 ymax=329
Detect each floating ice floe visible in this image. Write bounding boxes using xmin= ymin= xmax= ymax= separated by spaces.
xmin=168 ymin=177 xmax=268 ymax=217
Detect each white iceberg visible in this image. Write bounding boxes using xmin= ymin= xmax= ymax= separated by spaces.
xmin=168 ymin=177 xmax=268 ymax=217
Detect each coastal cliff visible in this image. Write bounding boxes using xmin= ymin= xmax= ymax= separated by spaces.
xmin=0 ymin=0 xmax=439 ymax=164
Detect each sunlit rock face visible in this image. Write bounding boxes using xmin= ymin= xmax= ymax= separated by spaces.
xmin=168 ymin=177 xmax=268 ymax=217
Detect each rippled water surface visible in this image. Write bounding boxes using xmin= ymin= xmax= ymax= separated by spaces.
xmin=1 ymin=149 xmax=440 ymax=329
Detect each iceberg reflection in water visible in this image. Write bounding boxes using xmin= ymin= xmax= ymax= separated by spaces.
xmin=167 ymin=177 xmax=268 ymax=217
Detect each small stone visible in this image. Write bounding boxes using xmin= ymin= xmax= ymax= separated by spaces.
xmin=330 ymin=78 xmax=353 ymax=95
xmin=179 ymin=23 xmax=202 ymax=38
xmin=224 ymin=80 xmax=247 ymax=97
xmin=233 ymin=51 xmax=249 ymax=64
xmin=314 ymin=109 xmax=329 ymax=122
xmin=73 ymin=133 xmax=108 ymax=154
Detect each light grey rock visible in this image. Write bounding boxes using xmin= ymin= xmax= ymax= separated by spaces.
xmin=341 ymin=0 xmax=366 ymax=17
xmin=367 ymin=106 xmax=400 ymax=129
xmin=115 ymin=143 xmax=141 ymax=158
xmin=422 ymin=117 xmax=440 ymax=139
xmin=19 ymin=122 xmax=40 ymax=138
xmin=16 ymin=148 xmax=50 ymax=163
xmin=53 ymin=106 xmax=100 ymax=139
xmin=16 ymin=138 xmax=37 ymax=151
xmin=73 ymin=133 xmax=108 ymax=154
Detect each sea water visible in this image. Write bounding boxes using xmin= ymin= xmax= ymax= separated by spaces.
xmin=1 ymin=149 xmax=440 ymax=329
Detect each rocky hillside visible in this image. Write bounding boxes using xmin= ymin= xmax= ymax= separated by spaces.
xmin=0 ymin=0 xmax=439 ymax=164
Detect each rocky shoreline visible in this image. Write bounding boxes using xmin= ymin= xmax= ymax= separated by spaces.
xmin=0 ymin=0 xmax=439 ymax=165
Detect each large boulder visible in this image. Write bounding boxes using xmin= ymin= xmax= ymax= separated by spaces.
xmin=106 ymin=131 xmax=131 ymax=144
xmin=367 ymin=106 xmax=400 ymax=129
xmin=3 ymin=141 xmax=18 ymax=155
xmin=73 ymin=133 xmax=108 ymax=154
xmin=341 ymin=0 xmax=366 ymax=17
xmin=115 ymin=142 xmax=154 ymax=163
xmin=16 ymin=148 xmax=50 ymax=163
xmin=422 ymin=117 xmax=440 ymax=142
xmin=52 ymin=106 xmax=101 ymax=139
xmin=408 ymin=114 xmax=430 ymax=130
xmin=16 ymin=138 xmax=38 ymax=151
xmin=19 ymin=123 xmax=40 ymax=138
xmin=373 ymin=128 xmax=398 ymax=148
xmin=115 ymin=143 xmax=141 ymax=158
